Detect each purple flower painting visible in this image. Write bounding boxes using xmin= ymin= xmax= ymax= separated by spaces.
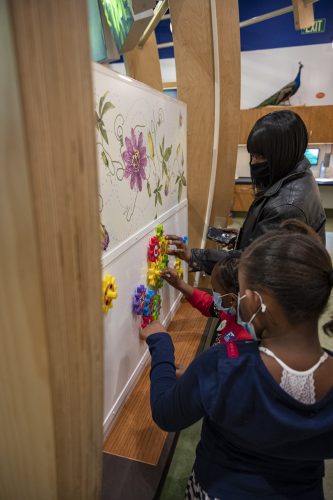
xmin=122 ymin=128 xmax=147 ymax=191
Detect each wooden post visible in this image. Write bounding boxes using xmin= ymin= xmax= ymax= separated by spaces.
xmin=1 ymin=0 xmax=103 ymax=498
xmin=124 ymin=33 xmax=163 ymax=91
xmin=292 ymin=0 xmax=315 ymax=30
xmin=169 ymin=0 xmax=215 ymax=254
xmin=209 ymin=0 xmax=241 ymax=228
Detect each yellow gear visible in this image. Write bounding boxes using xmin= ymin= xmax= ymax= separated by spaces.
xmin=174 ymin=258 xmax=184 ymax=279
xmin=148 ymin=261 xmax=162 ymax=287
xmin=102 ymin=274 xmax=118 ymax=314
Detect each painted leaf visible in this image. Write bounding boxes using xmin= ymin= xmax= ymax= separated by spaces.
xmin=178 ymin=181 xmax=183 ymax=202
xmin=176 ymin=144 xmax=181 ymax=156
xmin=95 ymin=111 xmax=100 ymax=130
xmin=101 ymin=151 xmax=109 ymax=166
xmin=181 ymin=151 xmax=184 ymax=166
xmin=162 ymin=136 xmax=165 ymax=150
xmin=99 ymin=91 xmax=109 ymax=116
xmin=164 ymin=145 xmax=172 ymax=162
xmin=147 ymin=181 xmax=152 ymax=197
xmin=162 ymin=161 xmax=168 ymax=178
xmin=157 ymin=192 xmax=162 ymax=206
xmin=100 ymin=123 xmax=109 ymax=144
xmin=164 ymin=177 xmax=170 ymax=196
xmin=176 ymin=175 xmax=181 ymax=183
xmin=182 ymin=174 xmax=187 ymax=186
xmin=101 ymin=101 xmax=115 ymax=117
xmin=148 ymin=131 xmax=154 ymax=158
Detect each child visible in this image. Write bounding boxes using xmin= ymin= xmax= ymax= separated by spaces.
xmin=160 ymin=251 xmax=252 ymax=345
xmin=141 ymin=228 xmax=333 ymax=500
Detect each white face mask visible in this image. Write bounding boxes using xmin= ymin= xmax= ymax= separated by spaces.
xmin=213 ymin=291 xmax=237 ymax=315
xmin=237 ymin=291 xmax=266 ymax=340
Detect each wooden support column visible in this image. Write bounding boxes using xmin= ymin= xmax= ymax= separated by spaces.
xmin=210 ymin=0 xmax=241 ymax=228
xmin=169 ymin=0 xmax=215 ymax=254
xmin=1 ymin=1 xmax=103 ymax=498
xmin=292 ymin=0 xmax=315 ymax=30
xmin=124 ymin=33 xmax=163 ymax=91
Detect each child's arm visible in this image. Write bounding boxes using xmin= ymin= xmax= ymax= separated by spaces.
xmin=160 ymin=267 xmax=193 ymax=297
xmin=140 ymin=321 xmax=215 ymax=431
xmin=161 ymin=267 xmax=217 ymax=317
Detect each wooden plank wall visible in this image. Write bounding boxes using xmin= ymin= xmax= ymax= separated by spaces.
xmin=2 ymin=1 xmax=103 ymax=498
xmin=239 ymin=105 xmax=333 ymax=145
xmin=169 ymin=0 xmax=215 ymax=253
xmin=125 ymin=33 xmax=163 ymax=91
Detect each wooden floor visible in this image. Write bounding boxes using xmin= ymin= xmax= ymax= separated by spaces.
xmin=103 ymin=300 xmax=207 ymax=465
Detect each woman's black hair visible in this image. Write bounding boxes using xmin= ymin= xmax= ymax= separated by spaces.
xmin=247 ymin=110 xmax=308 ymax=187
xmin=213 ymin=250 xmax=241 ymax=294
xmin=240 ymin=231 xmax=333 ymax=336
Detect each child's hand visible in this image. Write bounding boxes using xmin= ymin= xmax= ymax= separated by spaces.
xmin=175 ymin=363 xmax=186 ymax=379
xmin=160 ymin=267 xmax=183 ymax=289
xmin=166 ymin=234 xmax=191 ymax=263
xmin=139 ymin=320 xmax=167 ymax=341
xmin=161 ymin=267 xmax=194 ymax=298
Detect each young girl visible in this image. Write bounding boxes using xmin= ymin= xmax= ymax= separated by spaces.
xmin=160 ymin=251 xmax=252 ymax=345
xmin=141 ymin=229 xmax=333 ymax=500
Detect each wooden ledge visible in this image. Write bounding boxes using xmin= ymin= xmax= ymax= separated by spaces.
xmin=103 ymin=300 xmax=207 ymax=465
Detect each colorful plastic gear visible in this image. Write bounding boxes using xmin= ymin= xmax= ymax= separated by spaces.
xmin=148 ymin=236 xmax=161 ymax=262
xmin=148 ymin=261 xmax=163 ymax=288
xmin=155 ymin=224 xmax=164 ymax=239
xmin=133 ymin=284 xmax=147 ymax=315
xmin=174 ymin=258 xmax=184 ymax=279
xmin=182 ymin=236 xmax=188 ymax=245
xmin=141 ymin=314 xmax=153 ymax=329
xmin=143 ymin=289 xmax=155 ymax=316
xmin=102 ymin=274 xmax=118 ymax=314
xmin=141 ymin=289 xmax=155 ymax=328
xmin=159 ymin=235 xmax=169 ymax=259
xmin=152 ymin=293 xmax=162 ymax=320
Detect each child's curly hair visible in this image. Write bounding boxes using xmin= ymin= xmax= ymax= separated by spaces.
xmin=213 ymin=250 xmax=241 ymax=295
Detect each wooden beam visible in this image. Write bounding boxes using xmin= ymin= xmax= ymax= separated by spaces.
xmin=6 ymin=0 xmax=103 ymax=498
xmin=0 ymin=2 xmax=57 ymax=497
xmin=292 ymin=0 xmax=315 ymax=30
xmin=125 ymin=32 xmax=163 ymax=91
xmin=210 ymin=0 xmax=241 ymax=228
xmin=169 ymin=0 xmax=215 ymax=258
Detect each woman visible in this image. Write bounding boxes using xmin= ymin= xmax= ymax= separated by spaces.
xmin=168 ymin=110 xmax=326 ymax=274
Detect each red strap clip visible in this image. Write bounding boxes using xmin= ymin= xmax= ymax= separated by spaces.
xmin=226 ymin=342 xmax=239 ymax=358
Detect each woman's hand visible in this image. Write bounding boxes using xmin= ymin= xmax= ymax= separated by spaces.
xmin=139 ymin=320 xmax=167 ymax=341
xmin=166 ymin=234 xmax=191 ymax=263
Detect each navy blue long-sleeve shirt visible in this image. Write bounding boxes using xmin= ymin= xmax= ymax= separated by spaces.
xmin=146 ymin=332 xmax=333 ymax=500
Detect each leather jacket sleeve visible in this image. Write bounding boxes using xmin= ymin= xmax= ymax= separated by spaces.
xmin=249 ymin=203 xmax=307 ymax=243
xmin=189 ymin=248 xmax=228 ymax=275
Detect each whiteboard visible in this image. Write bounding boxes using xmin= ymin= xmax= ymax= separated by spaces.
xmin=92 ymin=64 xmax=188 ymax=434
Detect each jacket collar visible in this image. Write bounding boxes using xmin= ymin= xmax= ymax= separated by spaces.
xmin=260 ymin=158 xmax=310 ymax=198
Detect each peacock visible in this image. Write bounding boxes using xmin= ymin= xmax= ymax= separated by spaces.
xmin=256 ymin=62 xmax=303 ymax=108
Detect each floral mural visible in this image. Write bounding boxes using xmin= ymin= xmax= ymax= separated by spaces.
xmin=94 ymin=66 xmax=187 ymax=249
xmin=123 ymin=129 xmax=147 ymax=192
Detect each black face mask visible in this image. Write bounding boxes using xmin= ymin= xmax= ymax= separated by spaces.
xmin=250 ymin=161 xmax=270 ymax=190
